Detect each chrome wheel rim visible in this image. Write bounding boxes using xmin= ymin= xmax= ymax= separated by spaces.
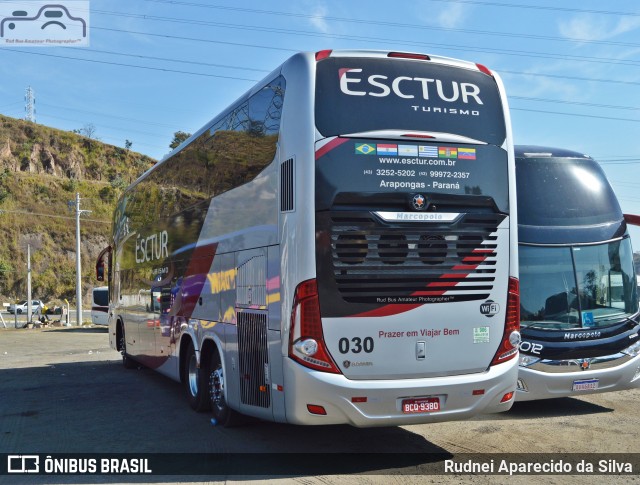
xmin=187 ymin=353 xmax=199 ymax=398
xmin=210 ymin=366 xmax=225 ymax=407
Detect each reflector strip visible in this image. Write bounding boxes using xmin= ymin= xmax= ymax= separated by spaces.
xmin=500 ymin=391 xmax=515 ymax=403
xmin=307 ymin=404 xmax=327 ymax=415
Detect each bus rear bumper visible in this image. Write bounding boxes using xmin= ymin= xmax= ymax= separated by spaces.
xmin=515 ymin=354 xmax=640 ymax=402
xmin=281 ymin=358 xmax=518 ymax=427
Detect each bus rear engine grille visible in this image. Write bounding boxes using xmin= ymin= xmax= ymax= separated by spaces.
xmin=329 ymin=212 xmax=503 ymax=301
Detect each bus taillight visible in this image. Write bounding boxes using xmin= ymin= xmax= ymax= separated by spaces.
xmin=289 ymin=279 xmax=341 ymax=374
xmin=491 ymin=277 xmax=521 ymax=366
xmin=388 ymin=52 xmax=430 ymax=60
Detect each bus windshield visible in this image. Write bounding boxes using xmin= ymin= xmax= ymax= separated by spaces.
xmin=315 ymin=57 xmax=506 ymax=145
xmin=519 ymin=239 xmax=639 ymax=330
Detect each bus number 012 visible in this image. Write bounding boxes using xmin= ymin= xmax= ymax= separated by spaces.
xmin=338 ymin=337 xmax=374 ymax=354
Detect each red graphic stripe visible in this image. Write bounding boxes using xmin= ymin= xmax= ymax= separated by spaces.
xmin=625 ymin=213 xmax=640 ymax=226
xmin=315 ymin=137 xmax=349 ymax=160
xmin=175 ymin=242 xmax=218 ymax=320
xmin=412 ymin=290 xmax=453 ymax=296
xmin=351 ymin=247 xmax=493 ymax=318
xmin=452 ymin=264 xmax=476 ymax=270
xmin=426 ymin=281 xmax=458 ymax=288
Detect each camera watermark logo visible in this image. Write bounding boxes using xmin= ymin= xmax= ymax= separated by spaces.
xmin=0 ymin=1 xmax=89 ymax=47
xmin=7 ymin=455 xmax=40 ymax=473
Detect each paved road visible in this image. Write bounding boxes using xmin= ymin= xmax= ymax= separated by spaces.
xmin=1 ymin=327 xmax=638 ymax=484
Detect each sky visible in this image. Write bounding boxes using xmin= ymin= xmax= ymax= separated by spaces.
xmin=0 ymin=0 xmax=639 ymax=247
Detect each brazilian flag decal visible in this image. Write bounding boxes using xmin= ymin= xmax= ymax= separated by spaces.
xmin=355 ymin=143 xmax=376 ymax=155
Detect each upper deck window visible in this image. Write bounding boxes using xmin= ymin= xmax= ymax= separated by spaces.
xmin=516 ymin=157 xmax=622 ymax=227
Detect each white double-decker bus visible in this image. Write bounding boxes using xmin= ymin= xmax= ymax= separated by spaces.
xmin=97 ymin=50 xmax=520 ymax=427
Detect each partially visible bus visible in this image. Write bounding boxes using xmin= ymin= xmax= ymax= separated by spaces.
xmin=97 ymin=50 xmax=520 ymax=427
xmin=91 ymin=286 xmax=109 ymax=326
xmin=515 ymin=146 xmax=640 ymax=401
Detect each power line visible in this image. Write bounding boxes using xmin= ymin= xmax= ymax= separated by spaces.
xmin=39 ymin=112 xmax=170 ymax=138
xmin=511 ymin=107 xmax=640 ymax=125
xmin=1 ymin=48 xmax=259 ymax=82
xmin=0 ymin=101 xmax=22 ymax=110
xmin=9 ymin=39 xmax=640 ymax=96
xmin=9 ymin=50 xmax=640 ymax=124
xmin=94 ymin=26 xmax=297 ymax=53
xmin=88 ymin=14 xmax=640 ymax=68
xmin=500 ymin=70 xmax=640 ymax=87
xmin=510 ymin=96 xmax=640 ymax=112
xmin=74 ymin=47 xmax=271 ymax=73
xmin=38 ymin=102 xmax=180 ymax=129
xmin=421 ymin=0 xmax=640 ymax=17
xmin=608 ymin=179 xmax=640 ymax=186
xmin=136 ymin=1 xmax=640 ymax=48
xmin=0 ymin=209 xmax=110 ymax=224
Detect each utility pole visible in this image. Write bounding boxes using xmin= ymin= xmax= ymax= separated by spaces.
xmin=69 ymin=192 xmax=91 ymax=326
xmin=27 ymin=244 xmax=32 ymax=323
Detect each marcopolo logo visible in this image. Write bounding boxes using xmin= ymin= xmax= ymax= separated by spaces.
xmin=412 ymin=193 xmax=427 ymax=211
xmin=480 ymin=299 xmax=500 ymax=317
xmin=0 ymin=1 xmax=89 ymax=47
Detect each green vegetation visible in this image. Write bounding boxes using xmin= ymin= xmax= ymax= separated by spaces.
xmin=169 ymin=131 xmax=191 ymax=149
xmin=0 ymin=114 xmax=155 ymax=305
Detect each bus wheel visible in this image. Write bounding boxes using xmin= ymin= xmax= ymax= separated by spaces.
xmin=184 ymin=342 xmax=210 ymax=412
xmin=119 ymin=323 xmax=137 ymax=369
xmin=209 ymin=350 xmax=240 ymax=426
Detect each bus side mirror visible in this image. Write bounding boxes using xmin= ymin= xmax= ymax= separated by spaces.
xmin=96 ymin=261 xmax=105 ymax=282
xmin=95 ymin=245 xmax=111 ymax=282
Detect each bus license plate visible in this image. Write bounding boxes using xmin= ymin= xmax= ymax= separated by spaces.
xmin=572 ymin=379 xmax=599 ymax=391
xmin=402 ymin=397 xmax=441 ymax=414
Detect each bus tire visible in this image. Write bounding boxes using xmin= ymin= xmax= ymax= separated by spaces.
xmin=119 ymin=322 xmax=137 ymax=369
xmin=184 ymin=341 xmax=210 ymax=412
xmin=209 ymin=349 xmax=241 ymax=427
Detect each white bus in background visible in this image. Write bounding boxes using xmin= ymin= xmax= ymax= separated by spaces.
xmin=515 ymin=146 xmax=640 ymax=401
xmin=91 ymin=286 xmax=109 ymax=326
xmin=97 ymin=50 xmax=520 ymax=427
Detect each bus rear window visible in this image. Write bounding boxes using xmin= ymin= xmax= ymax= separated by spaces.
xmin=315 ymin=57 xmax=506 ymax=146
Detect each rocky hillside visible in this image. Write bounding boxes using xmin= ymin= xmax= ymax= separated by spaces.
xmin=0 ymin=114 xmax=156 ymax=306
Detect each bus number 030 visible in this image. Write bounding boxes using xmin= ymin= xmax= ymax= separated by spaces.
xmin=338 ymin=336 xmax=374 ymax=354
